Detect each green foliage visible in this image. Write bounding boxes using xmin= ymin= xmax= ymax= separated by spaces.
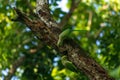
xmin=0 ymin=0 xmax=120 ymax=80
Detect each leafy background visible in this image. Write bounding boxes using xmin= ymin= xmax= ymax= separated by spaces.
xmin=0 ymin=0 xmax=120 ymax=80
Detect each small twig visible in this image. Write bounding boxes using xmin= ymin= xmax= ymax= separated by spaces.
xmin=87 ymin=11 xmax=93 ymax=37
xmin=58 ymin=0 xmax=81 ymax=29
xmin=4 ymin=56 xmax=25 ymax=80
xmin=94 ymin=27 xmax=104 ymax=39
xmin=87 ymin=11 xmax=92 ymax=29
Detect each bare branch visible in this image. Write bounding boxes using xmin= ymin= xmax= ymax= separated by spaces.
xmin=36 ymin=0 xmax=60 ymax=29
xmin=4 ymin=56 xmax=25 ymax=80
xmin=58 ymin=0 xmax=81 ymax=29
xmin=12 ymin=8 xmax=60 ymax=46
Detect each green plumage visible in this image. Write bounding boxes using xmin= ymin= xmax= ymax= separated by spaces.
xmin=57 ymin=29 xmax=72 ymax=46
xmin=57 ymin=28 xmax=83 ymax=47
xmin=61 ymin=56 xmax=77 ymax=72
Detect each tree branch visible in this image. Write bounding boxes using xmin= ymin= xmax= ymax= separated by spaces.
xmin=36 ymin=0 xmax=49 ymax=14
xmin=4 ymin=56 xmax=25 ymax=80
xmin=12 ymin=7 xmax=60 ymax=48
xmin=65 ymin=40 xmax=113 ymax=80
xmin=36 ymin=0 xmax=60 ymax=32
xmin=58 ymin=0 xmax=81 ymax=28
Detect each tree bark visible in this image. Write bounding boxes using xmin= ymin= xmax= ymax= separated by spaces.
xmin=11 ymin=0 xmax=114 ymax=80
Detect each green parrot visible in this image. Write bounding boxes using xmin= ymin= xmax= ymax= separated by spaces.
xmin=61 ymin=56 xmax=77 ymax=72
xmin=57 ymin=28 xmax=86 ymax=47
xmin=57 ymin=28 xmax=72 ymax=47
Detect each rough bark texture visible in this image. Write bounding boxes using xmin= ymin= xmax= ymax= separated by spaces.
xmin=11 ymin=0 xmax=114 ymax=80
